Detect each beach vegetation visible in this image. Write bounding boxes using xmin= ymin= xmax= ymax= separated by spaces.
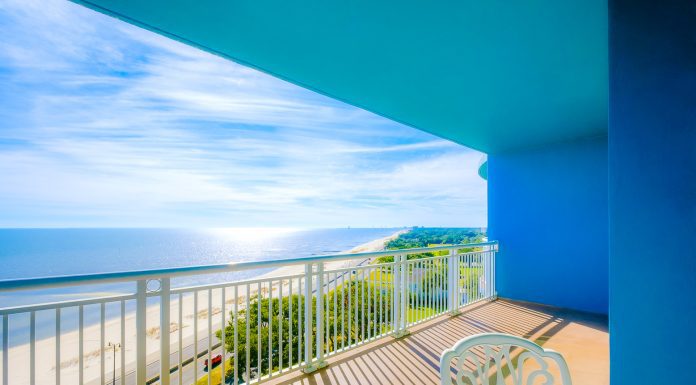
xmin=211 ymin=279 xmax=394 ymax=383
xmin=375 ymin=227 xmax=486 ymax=263
xmin=198 ymin=228 xmax=487 ymax=384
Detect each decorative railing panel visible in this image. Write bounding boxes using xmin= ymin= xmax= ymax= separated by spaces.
xmin=0 ymin=242 xmax=497 ymax=385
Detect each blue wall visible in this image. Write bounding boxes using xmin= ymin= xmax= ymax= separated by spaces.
xmin=488 ymin=136 xmax=608 ymax=314
xmin=609 ymin=0 xmax=696 ymax=383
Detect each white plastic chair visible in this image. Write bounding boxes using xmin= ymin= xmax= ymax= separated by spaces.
xmin=440 ymin=332 xmax=572 ymax=385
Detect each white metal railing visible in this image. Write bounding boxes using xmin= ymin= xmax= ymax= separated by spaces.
xmin=0 ymin=241 xmax=497 ymax=385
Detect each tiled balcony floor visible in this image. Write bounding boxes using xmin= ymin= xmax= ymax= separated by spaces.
xmin=265 ymin=299 xmax=609 ymax=385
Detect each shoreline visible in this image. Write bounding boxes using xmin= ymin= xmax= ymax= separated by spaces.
xmin=258 ymin=228 xmax=407 ymax=279
xmin=4 ymin=229 xmax=408 ymax=385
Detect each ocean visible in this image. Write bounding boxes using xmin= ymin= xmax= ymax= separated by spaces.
xmin=0 ymin=227 xmax=400 ymax=307
xmin=0 ymin=228 xmax=401 ymax=346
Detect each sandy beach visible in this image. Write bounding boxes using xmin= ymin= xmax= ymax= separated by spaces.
xmin=4 ymin=229 xmax=407 ymax=385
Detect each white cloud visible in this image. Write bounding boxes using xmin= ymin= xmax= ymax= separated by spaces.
xmin=0 ymin=0 xmax=486 ymax=228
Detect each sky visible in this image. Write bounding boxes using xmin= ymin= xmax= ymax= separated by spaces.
xmin=0 ymin=0 xmax=486 ymax=228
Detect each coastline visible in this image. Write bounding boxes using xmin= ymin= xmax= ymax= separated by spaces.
xmin=5 ymin=229 xmax=408 ymax=385
xmin=258 ymin=228 xmax=407 ymax=279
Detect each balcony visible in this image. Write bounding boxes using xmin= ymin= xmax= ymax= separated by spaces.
xmin=263 ymin=299 xmax=608 ymax=385
xmin=0 ymin=242 xmax=607 ymax=385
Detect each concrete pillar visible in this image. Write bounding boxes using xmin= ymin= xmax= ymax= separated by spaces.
xmin=609 ymin=0 xmax=695 ymax=383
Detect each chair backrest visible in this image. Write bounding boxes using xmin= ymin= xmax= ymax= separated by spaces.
xmin=440 ymin=333 xmax=572 ymax=385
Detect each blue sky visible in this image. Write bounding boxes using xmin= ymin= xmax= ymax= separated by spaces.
xmin=0 ymin=0 xmax=486 ymax=228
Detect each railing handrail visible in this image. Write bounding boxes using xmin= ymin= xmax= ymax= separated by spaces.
xmin=0 ymin=241 xmax=497 ymax=293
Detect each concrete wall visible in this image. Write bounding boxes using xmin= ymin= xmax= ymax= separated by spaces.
xmin=609 ymin=0 xmax=696 ymax=383
xmin=488 ymin=136 xmax=608 ymax=314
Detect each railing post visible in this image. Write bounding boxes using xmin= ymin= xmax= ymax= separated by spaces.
xmin=302 ymin=263 xmax=313 ymax=371
xmin=393 ymin=254 xmax=409 ymax=338
xmin=314 ymin=262 xmax=327 ymax=368
xmin=491 ymin=243 xmax=498 ymax=299
xmin=483 ymin=246 xmax=491 ymax=299
xmin=400 ymin=254 xmax=408 ymax=332
xmin=302 ymin=263 xmax=326 ymax=373
xmin=160 ymin=278 xmax=171 ymax=385
xmin=448 ymin=248 xmax=460 ymax=315
xmin=392 ymin=254 xmax=400 ymax=335
xmin=3 ymin=314 xmax=8 ymax=385
xmin=136 ymin=280 xmax=147 ymax=385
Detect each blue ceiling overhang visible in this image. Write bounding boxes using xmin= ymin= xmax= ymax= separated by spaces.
xmin=72 ymin=0 xmax=608 ymax=154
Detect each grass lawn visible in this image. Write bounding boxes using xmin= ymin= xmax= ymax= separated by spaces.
xmin=406 ymin=306 xmax=438 ymax=322
xmin=196 ymin=359 xmax=233 ymax=385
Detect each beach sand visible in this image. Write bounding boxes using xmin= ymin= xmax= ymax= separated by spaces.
xmin=3 ymin=229 xmax=407 ymax=385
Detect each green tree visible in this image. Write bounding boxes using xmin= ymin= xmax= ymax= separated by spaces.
xmin=215 ymin=294 xmax=312 ymax=383
xmin=376 ymin=228 xmax=487 ymax=264
xmin=216 ymin=277 xmax=394 ymax=383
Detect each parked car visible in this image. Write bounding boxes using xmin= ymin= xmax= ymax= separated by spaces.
xmin=204 ymin=354 xmax=222 ymax=371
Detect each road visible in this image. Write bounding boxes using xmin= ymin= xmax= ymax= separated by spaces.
xmin=88 ymin=334 xmax=226 ymax=385
xmin=92 ymin=257 xmax=377 ymax=385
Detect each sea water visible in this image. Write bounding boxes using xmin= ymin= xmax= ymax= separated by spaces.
xmin=0 ymin=228 xmax=399 ymax=344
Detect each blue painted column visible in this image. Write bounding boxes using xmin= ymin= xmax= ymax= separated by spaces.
xmin=488 ymin=136 xmax=609 ymax=315
xmin=609 ymin=0 xmax=695 ymax=383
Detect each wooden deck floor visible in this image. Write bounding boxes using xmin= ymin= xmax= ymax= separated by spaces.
xmin=265 ymin=299 xmax=608 ymax=385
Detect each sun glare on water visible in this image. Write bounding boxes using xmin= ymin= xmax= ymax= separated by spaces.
xmin=207 ymin=227 xmax=302 ymax=242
